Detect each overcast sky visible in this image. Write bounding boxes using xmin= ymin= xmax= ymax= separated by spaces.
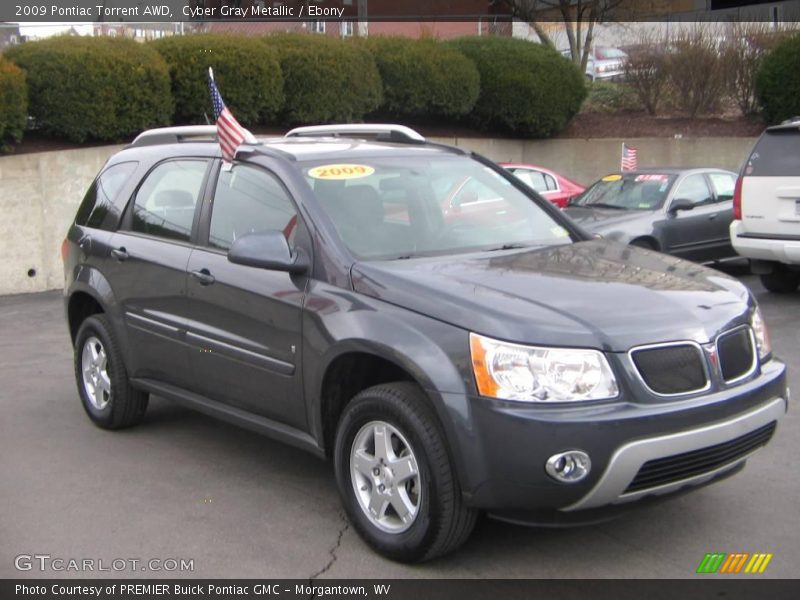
xmin=15 ymin=23 xmax=95 ymax=38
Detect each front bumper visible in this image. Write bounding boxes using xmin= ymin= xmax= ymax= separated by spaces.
xmin=443 ymin=358 xmax=786 ymax=513
xmin=731 ymin=220 xmax=800 ymax=264
xmin=563 ymin=396 xmax=784 ymax=510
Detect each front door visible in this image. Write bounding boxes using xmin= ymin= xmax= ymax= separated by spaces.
xmin=661 ymin=173 xmax=730 ymax=262
xmin=185 ymin=161 xmax=308 ymax=429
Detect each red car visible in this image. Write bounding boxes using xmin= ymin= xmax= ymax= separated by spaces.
xmin=501 ymin=163 xmax=585 ymax=209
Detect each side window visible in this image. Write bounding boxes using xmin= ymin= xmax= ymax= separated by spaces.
xmin=542 ymin=172 xmax=558 ymax=191
xmin=513 ymin=169 xmax=549 ymax=193
xmin=75 ymin=162 xmax=138 ymax=229
xmin=209 ymin=164 xmax=298 ymax=251
xmin=673 ymin=174 xmax=713 ymax=207
xmin=130 ymin=160 xmax=208 ymax=242
xmin=708 ymin=173 xmax=736 ymax=202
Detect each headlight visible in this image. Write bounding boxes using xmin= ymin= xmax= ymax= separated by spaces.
xmin=470 ymin=333 xmax=619 ymax=402
xmin=751 ymin=306 xmax=771 ymax=361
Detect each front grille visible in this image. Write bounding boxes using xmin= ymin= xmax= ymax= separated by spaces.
xmin=718 ymin=327 xmax=756 ymax=382
xmin=631 ymin=344 xmax=707 ymax=395
xmin=625 ymin=422 xmax=776 ymax=493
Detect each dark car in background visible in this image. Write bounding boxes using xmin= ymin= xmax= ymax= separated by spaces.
xmin=564 ymin=168 xmax=738 ymax=263
xmin=62 ymin=125 xmax=785 ymax=562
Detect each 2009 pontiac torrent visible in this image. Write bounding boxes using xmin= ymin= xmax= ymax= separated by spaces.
xmin=62 ymin=124 xmax=787 ymax=562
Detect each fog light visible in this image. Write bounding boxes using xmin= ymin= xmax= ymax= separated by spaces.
xmin=545 ymin=451 xmax=591 ymax=483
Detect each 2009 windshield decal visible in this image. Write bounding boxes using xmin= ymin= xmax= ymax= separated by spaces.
xmin=309 ymin=164 xmax=375 ymax=180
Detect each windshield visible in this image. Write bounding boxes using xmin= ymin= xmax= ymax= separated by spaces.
xmin=572 ymin=174 xmax=676 ymax=210
xmin=301 ymin=156 xmax=574 ymax=259
xmin=596 ymin=48 xmax=627 ymax=60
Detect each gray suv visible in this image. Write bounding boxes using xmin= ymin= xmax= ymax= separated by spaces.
xmin=63 ymin=124 xmax=787 ymax=562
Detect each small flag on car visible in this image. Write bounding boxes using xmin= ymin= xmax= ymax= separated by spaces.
xmin=208 ymin=67 xmax=250 ymax=164
xmin=621 ymin=143 xmax=638 ymax=171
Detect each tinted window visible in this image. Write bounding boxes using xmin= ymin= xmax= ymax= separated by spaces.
xmin=209 ymin=164 xmax=298 ymax=251
xmin=303 ymin=156 xmax=572 ymax=260
xmin=130 ymin=160 xmax=207 ymax=242
xmin=674 ymin=174 xmax=713 ymax=207
xmin=75 ymin=162 xmax=138 ymax=229
xmin=708 ymin=173 xmax=736 ymax=202
xmin=746 ymin=130 xmax=800 ymax=176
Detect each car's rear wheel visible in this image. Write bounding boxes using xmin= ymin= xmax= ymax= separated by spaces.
xmin=760 ymin=266 xmax=800 ymax=294
xmin=74 ymin=314 xmax=148 ymax=429
xmin=334 ymin=382 xmax=477 ymax=562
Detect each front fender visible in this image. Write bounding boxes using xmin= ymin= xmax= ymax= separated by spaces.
xmin=301 ymin=281 xmax=478 ymax=487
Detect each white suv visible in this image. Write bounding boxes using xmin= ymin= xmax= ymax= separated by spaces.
xmin=731 ymin=119 xmax=800 ymax=293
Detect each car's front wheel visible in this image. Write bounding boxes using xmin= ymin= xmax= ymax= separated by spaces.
xmin=334 ymin=382 xmax=477 ymax=562
xmin=74 ymin=314 xmax=148 ymax=429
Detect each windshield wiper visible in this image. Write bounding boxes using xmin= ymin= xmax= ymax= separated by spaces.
xmin=585 ymin=202 xmax=628 ymax=210
xmin=485 ymin=243 xmax=530 ymax=252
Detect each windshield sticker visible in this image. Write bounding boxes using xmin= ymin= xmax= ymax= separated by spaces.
xmin=308 ymin=164 xmax=375 ymax=180
xmin=602 ymin=174 xmax=622 ymax=182
xmin=634 ymin=174 xmax=668 ymax=182
xmin=551 ymin=226 xmax=570 ymax=238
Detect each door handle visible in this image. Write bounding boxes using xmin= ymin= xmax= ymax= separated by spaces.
xmin=190 ymin=269 xmax=216 ymax=286
xmin=110 ymin=247 xmax=128 ymax=261
xmin=708 ymin=213 xmax=719 ymax=220
xmin=78 ymin=234 xmax=92 ymax=251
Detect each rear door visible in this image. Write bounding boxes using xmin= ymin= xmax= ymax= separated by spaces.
xmin=740 ymin=127 xmax=800 ymax=239
xmin=107 ymin=158 xmax=211 ymax=388
xmin=184 ymin=161 xmax=309 ymax=429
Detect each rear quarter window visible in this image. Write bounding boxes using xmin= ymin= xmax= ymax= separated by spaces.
xmin=75 ymin=162 xmax=138 ymax=229
xmin=745 ymin=131 xmax=800 ymax=176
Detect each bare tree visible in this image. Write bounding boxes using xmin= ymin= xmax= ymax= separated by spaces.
xmin=500 ymin=0 xmax=626 ymax=71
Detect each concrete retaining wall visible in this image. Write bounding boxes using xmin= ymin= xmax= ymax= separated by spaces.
xmin=0 ymin=137 xmax=756 ymax=296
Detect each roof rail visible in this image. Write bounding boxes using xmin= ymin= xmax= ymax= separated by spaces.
xmin=284 ymin=124 xmax=426 ymax=144
xmin=129 ymin=125 xmax=258 ymax=148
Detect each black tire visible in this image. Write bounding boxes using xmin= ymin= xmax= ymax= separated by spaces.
xmin=74 ymin=314 xmax=148 ymax=429
xmin=760 ymin=267 xmax=800 ymax=294
xmin=333 ymin=382 xmax=477 ymax=562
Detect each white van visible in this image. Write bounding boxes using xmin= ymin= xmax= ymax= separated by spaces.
xmin=731 ymin=119 xmax=800 ymax=292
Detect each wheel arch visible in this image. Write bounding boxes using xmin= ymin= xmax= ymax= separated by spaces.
xmin=630 ymin=235 xmax=660 ymax=251
xmin=67 ymin=290 xmax=106 ymax=343
xmin=316 ymin=345 xmax=432 ymax=458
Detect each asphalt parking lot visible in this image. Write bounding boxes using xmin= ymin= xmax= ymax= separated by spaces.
xmin=1 ymin=267 xmax=798 ymax=579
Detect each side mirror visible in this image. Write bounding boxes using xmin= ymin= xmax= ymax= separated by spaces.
xmin=227 ymin=231 xmax=308 ymax=274
xmin=668 ymin=198 xmax=695 ymax=215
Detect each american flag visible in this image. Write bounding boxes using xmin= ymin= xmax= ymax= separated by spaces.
xmin=208 ymin=68 xmax=247 ymax=163
xmin=621 ymin=143 xmax=638 ymax=171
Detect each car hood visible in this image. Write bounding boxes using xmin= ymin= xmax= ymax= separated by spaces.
xmin=351 ymin=240 xmax=751 ymax=352
xmin=563 ymin=206 xmax=656 ymax=230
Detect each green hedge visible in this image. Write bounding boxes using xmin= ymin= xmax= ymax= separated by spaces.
xmin=151 ymin=34 xmax=283 ymax=126
xmin=266 ymin=34 xmax=382 ymax=124
xmin=756 ymin=34 xmax=800 ymax=124
xmin=364 ymin=37 xmax=479 ymax=118
xmin=0 ymin=56 xmax=27 ymax=152
xmin=448 ymin=37 xmax=587 ymax=138
xmin=5 ymin=36 xmax=173 ymax=143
